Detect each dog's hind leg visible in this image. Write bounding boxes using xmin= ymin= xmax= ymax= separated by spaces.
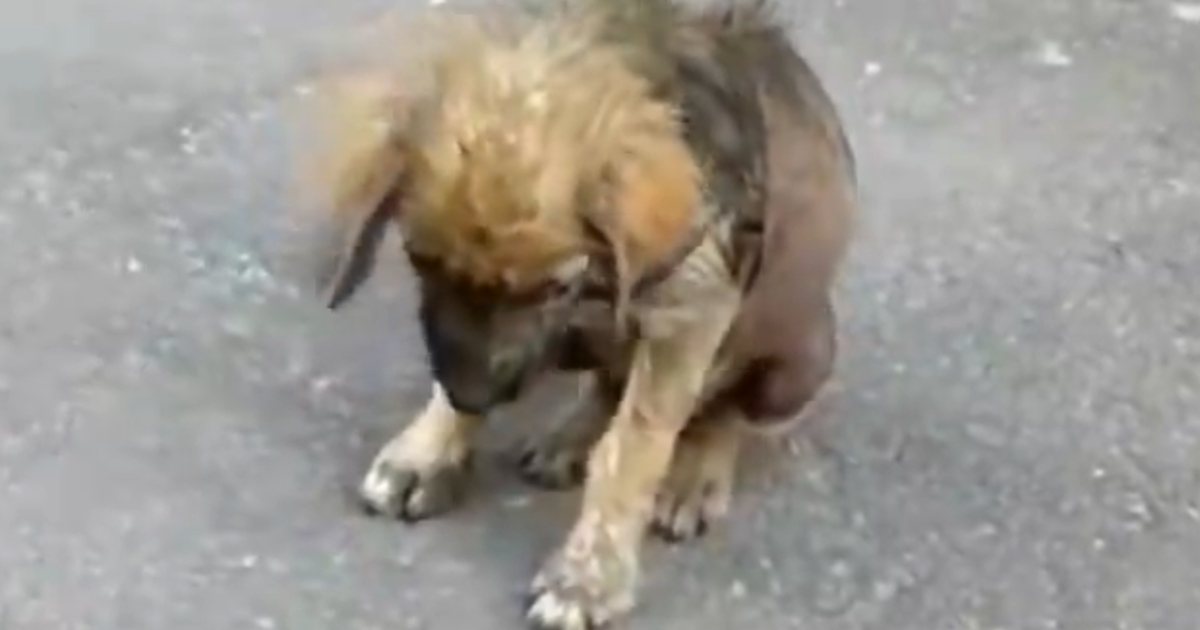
xmin=651 ymin=295 xmax=840 ymax=543
xmin=736 ymin=296 xmax=839 ymax=430
xmin=359 ymin=382 xmax=484 ymax=522
xmin=650 ymin=405 xmax=744 ymax=542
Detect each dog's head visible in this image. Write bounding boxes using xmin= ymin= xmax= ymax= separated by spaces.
xmin=298 ymin=8 xmax=703 ymax=415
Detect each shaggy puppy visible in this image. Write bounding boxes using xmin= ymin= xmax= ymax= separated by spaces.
xmin=300 ymin=0 xmax=856 ymax=627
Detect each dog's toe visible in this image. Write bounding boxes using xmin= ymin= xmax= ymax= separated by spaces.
xmin=525 ymin=590 xmax=598 ymax=630
xmin=651 ymin=480 xmax=726 ymax=542
xmin=359 ymin=456 xmax=470 ymax=522
xmin=515 ymin=441 xmax=588 ymax=490
xmin=650 ymin=438 xmax=735 ymax=542
xmin=523 ymin=547 xmax=635 ymax=630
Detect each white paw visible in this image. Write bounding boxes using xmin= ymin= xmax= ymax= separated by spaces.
xmin=358 ymin=446 xmax=471 ymax=521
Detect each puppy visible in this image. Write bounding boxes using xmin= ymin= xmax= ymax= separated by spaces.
xmin=300 ymin=0 xmax=856 ymax=628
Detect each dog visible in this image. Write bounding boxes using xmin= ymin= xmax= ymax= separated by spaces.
xmin=298 ymin=0 xmax=856 ymax=627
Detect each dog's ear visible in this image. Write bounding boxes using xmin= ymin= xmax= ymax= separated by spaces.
xmin=300 ymin=71 xmax=412 ymax=309
xmin=583 ymin=139 xmax=703 ymax=330
xmin=314 ymin=183 xmax=400 ymax=310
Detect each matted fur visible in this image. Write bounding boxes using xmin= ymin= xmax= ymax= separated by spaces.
xmin=295 ymin=1 xmax=857 ymax=628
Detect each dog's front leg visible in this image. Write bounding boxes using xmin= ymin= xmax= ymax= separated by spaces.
xmin=359 ymin=382 xmax=483 ymax=521
xmin=525 ymin=289 xmax=739 ymax=630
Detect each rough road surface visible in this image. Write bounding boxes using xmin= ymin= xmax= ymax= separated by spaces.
xmin=2 ymin=0 xmax=1199 ymax=629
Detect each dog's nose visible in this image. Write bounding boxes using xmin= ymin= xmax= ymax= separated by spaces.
xmin=440 ymin=372 xmax=506 ymax=415
xmin=489 ymin=350 xmax=527 ymax=383
xmin=442 ymin=389 xmax=493 ymax=416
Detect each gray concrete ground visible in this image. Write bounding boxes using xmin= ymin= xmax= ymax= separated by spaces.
xmin=2 ymin=0 xmax=1199 ymax=628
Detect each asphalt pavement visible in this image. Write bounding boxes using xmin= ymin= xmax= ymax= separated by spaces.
xmin=2 ymin=0 xmax=1199 ymax=629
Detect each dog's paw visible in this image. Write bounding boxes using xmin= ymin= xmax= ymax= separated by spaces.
xmin=650 ymin=476 xmax=729 ymax=542
xmin=524 ymin=549 xmax=636 ymax=630
xmin=516 ymin=437 xmax=589 ymax=490
xmin=650 ymin=441 xmax=735 ymax=542
xmin=359 ymin=448 xmax=471 ymax=522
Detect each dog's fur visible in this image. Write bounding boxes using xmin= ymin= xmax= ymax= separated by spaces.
xmin=299 ymin=1 xmax=855 ymax=628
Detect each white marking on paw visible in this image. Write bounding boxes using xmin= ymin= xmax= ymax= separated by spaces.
xmin=527 ymin=592 xmax=590 ymax=630
xmin=360 ymin=462 xmax=397 ymax=505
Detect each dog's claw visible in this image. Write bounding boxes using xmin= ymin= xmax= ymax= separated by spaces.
xmin=524 ymin=547 xmax=635 ymax=630
xmin=650 ymin=481 xmax=719 ymax=542
xmin=649 ymin=433 xmax=736 ymax=543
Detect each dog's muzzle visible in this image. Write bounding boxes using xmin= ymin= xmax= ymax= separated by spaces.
xmin=416 ymin=263 xmax=594 ymax=415
xmin=419 ymin=311 xmax=568 ymax=416
xmin=438 ymin=349 xmax=537 ymax=415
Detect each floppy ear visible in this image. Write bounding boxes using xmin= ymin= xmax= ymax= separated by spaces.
xmin=583 ymin=139 xmax=703 ymax=332
xmin=314 ymin=183 xmax=401 ymax=310
xmin=300 ymin=71 xmax=412 ymax=309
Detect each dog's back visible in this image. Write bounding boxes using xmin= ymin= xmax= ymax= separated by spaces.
xmin=689 ymin=1 xmax=856 ymax=300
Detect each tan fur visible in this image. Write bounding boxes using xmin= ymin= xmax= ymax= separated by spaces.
xmin=297 ymin=71 xmax=409 ymax=219
xmin=603 ymin=140 xmax=703 ymax=285
xmin=652 ymin=405 xmax=745 ymax=540
xmin=298 ymin=1 xmax=856 ymax=628
xmin=354 ymin=5 xmax=707 ymax=293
